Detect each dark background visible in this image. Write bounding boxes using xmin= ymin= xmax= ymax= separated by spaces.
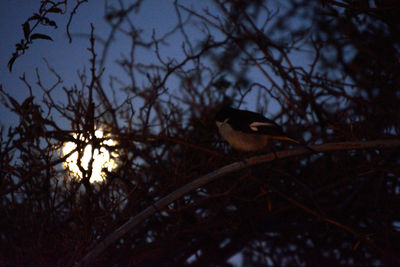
xmin=1 ymin=0 xmax=400 ymax=266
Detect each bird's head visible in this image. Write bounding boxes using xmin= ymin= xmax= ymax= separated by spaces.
xmin=215 ymin=106 xmax=232 ymax=123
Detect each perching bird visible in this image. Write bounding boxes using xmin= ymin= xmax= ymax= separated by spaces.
xmin=215 ymin=106 xmax=299 ymax=152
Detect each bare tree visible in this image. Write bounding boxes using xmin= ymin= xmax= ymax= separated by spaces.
xmin=1 ymin=0 xmax=400 ymax=266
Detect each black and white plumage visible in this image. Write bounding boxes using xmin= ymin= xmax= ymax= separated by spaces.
xmin=215 ymin=106 xmax=299 ymax=151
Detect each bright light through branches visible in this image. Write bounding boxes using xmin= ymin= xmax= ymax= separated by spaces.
xmin=62 ymin=130 xmax=118 ymax=183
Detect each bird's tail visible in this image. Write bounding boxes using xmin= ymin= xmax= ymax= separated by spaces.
xmin=271 ymin=135 xmax=300 ymax=144
xmin=272 ymin=135 xmax=315 ymax=152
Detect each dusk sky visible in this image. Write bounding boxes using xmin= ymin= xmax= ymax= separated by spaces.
xmin=0 ymin=1 xmax=207 ymax=125
xmin=1 ymin=1 xmax=102 ymax=128
xmin=1 ymin=0 xmax=293 ymax=132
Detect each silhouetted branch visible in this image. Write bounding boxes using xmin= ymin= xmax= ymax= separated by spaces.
xmin=79 ymin=139 xmax=400 ymax=265
xmin=3 ymin=0 xmax=400 ymax=265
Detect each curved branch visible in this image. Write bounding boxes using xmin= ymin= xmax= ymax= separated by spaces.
xmin=79 ymin=139 xmax=400 ymax=265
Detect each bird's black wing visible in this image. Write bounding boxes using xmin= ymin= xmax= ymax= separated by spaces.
xmin=228 ymin=109 xmax=285 ymax=136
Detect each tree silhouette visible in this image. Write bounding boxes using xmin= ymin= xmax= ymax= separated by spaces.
xmin=1 ymin=0 xmax=400 ymax=266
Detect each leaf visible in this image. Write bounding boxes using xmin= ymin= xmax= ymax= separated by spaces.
xmin=21 ymin=96 xmax=35 ymax=110
xmin=30 ymin=33 xmax=53 ymax=41
xmin=22 ymin=22 xmax=30 ymax=40
xmin=48 ymin=7 xmax=62 ymax=13
xmin=40 ymin=17 xmax=58 ymax=28
xmin=16 ymin=39 xmax=28 ymax=50
xmin=47 ymin=20 xmax=58 ymax=29
xmin=8 ymin=52 xmax=18 ymax=72
xmin=28 ymin=13 xmax=41 ymax=22
xmin=8 ymin=96 xmax=20 ymax=112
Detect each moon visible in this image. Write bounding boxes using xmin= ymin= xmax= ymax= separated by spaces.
xmin=62 ymin=130 xmax=118 ymax=183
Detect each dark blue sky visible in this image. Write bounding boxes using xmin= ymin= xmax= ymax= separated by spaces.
xmin=1 ymin=1 xmax=104 ymax=127
xmin=0 ymin=0 xmax=303 ymax=133
xmin=0 ymin=1 xmax=222 ymax=129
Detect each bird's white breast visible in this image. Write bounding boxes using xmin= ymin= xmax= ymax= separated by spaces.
xmin=216 ymin=121 xmax=270 ymax=151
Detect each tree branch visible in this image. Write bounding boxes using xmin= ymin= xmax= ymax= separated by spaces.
xmin=79 ymin=139 xmax=400 ymax=265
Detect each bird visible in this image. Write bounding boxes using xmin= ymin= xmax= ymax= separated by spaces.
xmin=215 ymin=106 xmax=299 ymax=152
